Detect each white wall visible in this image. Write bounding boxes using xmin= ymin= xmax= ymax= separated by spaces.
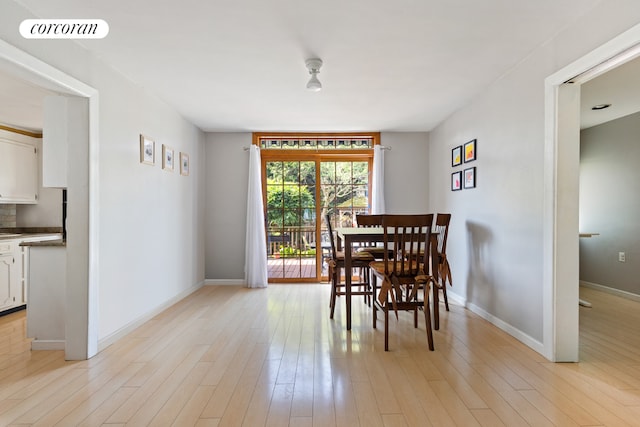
xmin=428 ymin=0 xmax=640 ymax=349
xmin=204 ymin=132 xmax=429 ymax=280
xmin=580 ymin=111 xmax=640 ymax=294
xmin=95 ymin=65 xmax=206 ymax=342
xmin=2 ymin=1 xmax=206 ymax=345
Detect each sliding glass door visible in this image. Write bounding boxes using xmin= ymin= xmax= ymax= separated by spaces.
xmin=265 ymin=160 xmax=317 ymax=280
xmin=257 ymin=132 xmax=378 ymax=283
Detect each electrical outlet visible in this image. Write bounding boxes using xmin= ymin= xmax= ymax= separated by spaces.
xmin=619 ymin=252 xmax=626 ymax=262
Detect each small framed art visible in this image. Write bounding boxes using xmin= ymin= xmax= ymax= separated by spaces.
xmin=140 ymin=134 xmax=155 ymax=165
xmin=162 ymin=144 xmax=175 ymax=171
xmin=452 ymin=145 xmax=462 ymax=166
xmin=180 ymin=152 xmax=190 ymax=176
xmin=464 ymin=139 xmax=476 ymax=163
xmin=464 ymin=167 xmax=476 ymax=189
xmin=451 ymin=171 xmax=462 ymax=191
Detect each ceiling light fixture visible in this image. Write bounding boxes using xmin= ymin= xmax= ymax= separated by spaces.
xmin=305 ymin=58 xmax=323 ymax=92
xmin=591 ymin=103 xmax=612 ymax=110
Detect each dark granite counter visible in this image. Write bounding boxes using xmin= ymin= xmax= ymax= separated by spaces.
xmin=20 ymin=239 xmax=66 ymax=247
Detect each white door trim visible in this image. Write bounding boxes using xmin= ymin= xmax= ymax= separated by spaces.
xmin=544 ymin=24 xmax=640 ymax=361
xmin=0 ymin=40 xmax=100 ymax=360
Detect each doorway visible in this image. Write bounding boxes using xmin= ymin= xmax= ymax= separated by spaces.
xmin=256 ymin=132 xmax=377 ymax=283
xmin=544 ymin=26 xmax=640 ymax=362
xmin=0 ymin=40 xmax=99 ymax=359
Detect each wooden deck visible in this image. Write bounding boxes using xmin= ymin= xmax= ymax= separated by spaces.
xmin=267 ymin=257 xmax=321 ymax=279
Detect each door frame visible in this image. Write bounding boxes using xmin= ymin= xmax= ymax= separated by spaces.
xmin=255 ymin=132 xmax=378 ymax=283
xmin=544 ymin=24 xmax=640 ymax=361
xmin=0 ymin=40 xmax=100 ymax=360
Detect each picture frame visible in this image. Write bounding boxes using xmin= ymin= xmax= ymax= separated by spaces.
xmin=162 ymin=144 xmax=175 ymax=171
xmin=464 ymin=167 xmax=476 ymax=189
xmin=139 ymin=134 xmax=155 ymax=165
xmin=180 ymin=152 xmax=189 ymax=176
xmin=452 ymin=145 xmax=462 ymax=167
xmin=451 ymin=171 xmax=462 ymax=191
xmin=464 ymin=139 xmax=476 ymax=163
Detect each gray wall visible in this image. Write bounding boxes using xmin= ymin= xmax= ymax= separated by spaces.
xmin=428 ymin=0 xmax=640 ymax=348
xmin=205 ymin=133 xmax=251 ymax=280
xmin=580 ymin=111 xmax=640 ymax=294
xmin=204 ymin=132 xmax=429 ymax=280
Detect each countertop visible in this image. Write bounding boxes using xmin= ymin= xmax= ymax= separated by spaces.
xmin=0 ymin=227 xmax=64 ymax=246
xmin=20 ymin=238 xmax=66 ymax=247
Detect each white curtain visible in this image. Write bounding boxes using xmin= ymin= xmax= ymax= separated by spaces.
xmin=371 ymin=145 xmax=386 ymax=214
xmin=245 ymin=145 xmax=268 ymax=288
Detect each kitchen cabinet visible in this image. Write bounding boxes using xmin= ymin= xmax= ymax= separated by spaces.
xmin=0 ymin=234 xmax=62 ymax=315
xmin=0 ymin=129 xmax=39 ymax=204
xmin=25 ymin=245 xmax=66 ymax=349
xmin=0 ymin=241 xmax=21 ymax=311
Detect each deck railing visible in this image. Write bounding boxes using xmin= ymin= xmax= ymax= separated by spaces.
xmin=267 ymin=225 xmax=321 ymax=257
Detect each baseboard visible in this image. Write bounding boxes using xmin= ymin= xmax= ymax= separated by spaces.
xmin=97 ymin=281 xmax=205 ymax=352
xmin=445 ymin=290 xmax=545 ymax=356
xmin=0 ymin=304 xmax=26 ymax=317
xmin=446 ymin=290 xmax=465 ymax=306
xmin=204 ymin=279 xmax=246 ymax=286
xmin=580 ymin=280 xmax=640 ymax=303
xmin=32 ymin=340 xmax=65 ymax=351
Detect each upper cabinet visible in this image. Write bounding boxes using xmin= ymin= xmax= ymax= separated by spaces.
xmin=0 ymin=129 xmax=39 ymax=204
xmin=42 ymin=96 xmax=88 ymax=189
xmin=42 ymin=96 xmax=69 ymax=188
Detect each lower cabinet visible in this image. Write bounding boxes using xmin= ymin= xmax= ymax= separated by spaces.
xmin=25 ymin=245 xmax=66 ymax=348
xmin=0 ymin=241 xmax=22 ymax=312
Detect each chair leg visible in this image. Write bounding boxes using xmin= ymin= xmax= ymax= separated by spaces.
xmin=372 ymin=275 xmax=378 ymax=328
xmin=329 ymin=269 xmax=337 ymax=319
xmin=442 ymin=281 xmax=450 ymax=311
xmin=439 ymin=264 xmax=450 ymax=311
xmin=384 ymin=305 xmax=389 ymax=351
xmin=363 ymin=267 xmax=370 ymax=306
xmin=423 ymin=291 xmax=434 ymax=351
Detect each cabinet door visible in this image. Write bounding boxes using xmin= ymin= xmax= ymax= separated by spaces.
xmin=0 ymin=253 xmax=14 ymax=310
xmin=0 ymin=138 xmax=38 ymax=203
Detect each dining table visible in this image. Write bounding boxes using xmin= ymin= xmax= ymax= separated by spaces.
xmin=336 ymin=226 xmax=441 ymax=331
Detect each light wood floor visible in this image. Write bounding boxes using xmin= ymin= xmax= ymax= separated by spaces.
xmin=1 ymin=285 xmax=639 ymax=426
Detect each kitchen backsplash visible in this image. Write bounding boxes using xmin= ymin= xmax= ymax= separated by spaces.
xmin=0 ymin=204 xmax=17 ymax=227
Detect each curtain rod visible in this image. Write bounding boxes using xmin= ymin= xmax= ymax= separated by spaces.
xmin=243 ymin=145 xmax=391 ymax=151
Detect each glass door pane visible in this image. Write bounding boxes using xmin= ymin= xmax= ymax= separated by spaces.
xmin=265 ymin=161 xmax=317 ymax=280
xmin=320 ymin=161 xmax=370 ymax=278
xmin=320 ymin=161 xmax=369 ymax=227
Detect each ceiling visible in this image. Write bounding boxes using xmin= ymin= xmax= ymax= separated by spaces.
xmin=2 ymin=0 xmax=638 ymax=132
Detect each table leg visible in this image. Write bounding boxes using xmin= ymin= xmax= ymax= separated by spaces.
xmin=345 ymin=236 xmax=352 ymax=331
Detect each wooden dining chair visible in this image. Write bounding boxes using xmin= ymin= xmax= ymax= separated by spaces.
xmin=434 ymin=213 xmax=452 ymax=311
xmin=325 ymin=214 xmax=375 ymax=319
xmin=355 ymin=214 xmax=393 ymax=260
xmin=369 ymin=214 xmax=436 ymax=351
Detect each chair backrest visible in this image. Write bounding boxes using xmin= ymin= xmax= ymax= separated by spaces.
xmin=324 ymin=213 xmax=338 ymax=259
xmin=434 ymin=213 xmax=451 ymax=255
xmin=356 ymin=214 xmax=383 ymax=227
xmin=356 ymin=214 xmax=383 ymax=249
xmin=381 ymin=214 xmax=434 ymax=277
